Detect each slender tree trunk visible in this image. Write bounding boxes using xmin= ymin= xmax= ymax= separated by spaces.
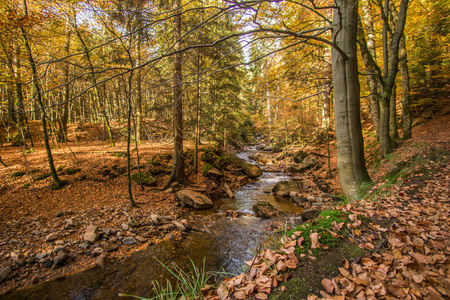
xmin=379 ymin=0 xmax=409 ymax=156
xmin=332 ymin=0 xmax=371 ymax=199
xmin=164 ymin=0 xmax=189 ymax=189
xmin=20 ymin=3 xmax=62 ymax=188
xmin=126 ymin=72 xmax=137 ymax=207
xmin=389 ymin=83 xmax=398 ymax=139
xmin=58 ymin=31 xmax=71 ymax=142
xmin=194 ymin=52 xmax=201 ymax=174
xmin=73 ymin=17 xmax=115 ymax=147
xmin=136 ymin=34 xmax=143 ymax=143
xmin=0 ymin=155 xmax=7 ymax=167
xmin=399 ymin=36 xmax=412 ymax=140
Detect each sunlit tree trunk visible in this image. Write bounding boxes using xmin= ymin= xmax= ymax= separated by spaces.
xmin=164 ymin=0 xmax=189 ymax=189
xmin=72 ymin=14 xmax=115 ymax=147
xmin=58 ymin=31 xmax=71 ymax=142
xmin=389 ymin=83 xmax=398 ymax=139
xmin=21 ymin=0 xmax=62 ymax=188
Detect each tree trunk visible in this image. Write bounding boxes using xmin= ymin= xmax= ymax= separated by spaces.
xmin=126 ymin=72 xmax=137 ymax=207
xmin=20 ymin=4 xmax=62 ymax=188
xmin=194 ymin=52 xmax=201 ymax=174
xmin=359 ymin=0 xmax=381 ymax=138
xmin=164 ymin=0 xmax=189 ymax=189
xmin=332 ymin=0 xmax=371 ymax=199
xmin=389 ymin=83 xmax=398 ymax=139
xmin=399 ymin=38 xmax=412 ymax=140
xmin=73 ymin=16 xmax=115 ymax=147
xmin=58 ymin=31 xmax=71 ymax=142
xmin=136 ymin=34 xmax=143 ymax=143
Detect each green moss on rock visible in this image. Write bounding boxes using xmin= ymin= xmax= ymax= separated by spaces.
xmin=130 ymin=172 xmax=156 ymax=186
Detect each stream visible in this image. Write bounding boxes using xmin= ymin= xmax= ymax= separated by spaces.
xmin=1 ymin=149 xmax=303 ymax=300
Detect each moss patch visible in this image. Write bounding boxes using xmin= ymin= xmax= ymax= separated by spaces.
xmin=130 ymin=172 xmax=156 ymax=186
xmin=33 ymin=173 xmax=50 ymax=182
xmin=287 ymin=209 xmax=350 ymax=255
xmin=269 ymin=242 xmax=367 ymax=300
xmin=202 ymin=163 xmax=213 ymax=176
xmin=12 ymin=171 xmax=26 ymax=178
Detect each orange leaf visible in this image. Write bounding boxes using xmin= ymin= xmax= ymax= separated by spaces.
xmin=233 ymin=291 xmax=246 ymax=299
xmin=310 ymin=232 xmax=321 ymax=249
xmin=255 ymin=293 xmax=268 ymax=300
xmin=321 ymin=278 xmax=334 ymax=294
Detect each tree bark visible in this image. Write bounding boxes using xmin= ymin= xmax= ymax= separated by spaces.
xmin=359 ymin=0 xmax=381 ymax=138
xmin=389 ymin=83 xmax=398 ymax=139
xmin=58 ymin=31 xmax=71 ymax=142
xmin=332 ymin=0 xmax=371 ymax=199
xmin=164 ymin=0 xmax=189 ymax=189
xmin=20 ymin=1 xmax=62 ymax=188
xmin=379 ymin=0 xmax=409 ymax=156
xmin=72 ymin=15 xmax=115 ymax=147
xmin=399 ymin=35 xmax=412 ymax=140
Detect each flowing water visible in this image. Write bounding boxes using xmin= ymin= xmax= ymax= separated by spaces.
xmin=1 ymin=149 xmax=302 ymax=300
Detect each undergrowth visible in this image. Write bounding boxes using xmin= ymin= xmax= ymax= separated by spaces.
xmin=287 ymin=209 xmax=350 ymax=255
xmin=120 ymin=258 xmax=215 ymax=300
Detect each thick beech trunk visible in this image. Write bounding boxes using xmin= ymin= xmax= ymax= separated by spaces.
xmin=332 ymin=0 xmax=371 ymax=199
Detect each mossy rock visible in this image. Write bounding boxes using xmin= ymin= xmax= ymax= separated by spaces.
xmin=33 ymin=173 xmax=50 ymax=182
xmin=12 ymin=171 xmax=26 ymax=178
xmin=131 ymin=172 xmax=156 ymax=186
xmin=63 ymin=168 xmax=81 ymax=175
xmin=293 ymin=150 xmax=309 ymax=163
xmin=252 ymin=202 xmax=283 ymax=219
xmin=202 ymin=163 xmax=213 ymax=176
xmin=241 ymin=162 xmax=262 ymax=178
xmin=111 ymin=152 xmax=127 ymax=158
xmin=100 ymin=168 xmax=111 ymax=176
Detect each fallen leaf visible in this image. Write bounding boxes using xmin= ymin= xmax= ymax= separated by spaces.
xmin=354 ymin=273 xmax=371 ymax=286
xmin=359 ymin=242 xmax=375 ymax=250
xmin=217 ymin=284 xmax=228 ymax=300
xmin=392 ymin=249 xmax=402 ymax=260
xmin=342 ymin=259 xmax=350 ymax=269
xmin=201 ymin=284 xmax=212 ymax=296
xmin=233 ymin=291 xmax=246 ymax=299
xmin=286 ymin=258 xmax=297 ymax=269
xmin=387 ymin=284 xmax=406 ymax=298
xmin=361 ymin=258 xmax=376 ymax=267
xmin=412 ymin=274 xmax=424 ymax=283
xmin=410 ymin=252 xmax=433 ymax=264
xmin=321 ymin=278 xmax=334 ymax=294
xmin=310 ymin=232 xmax=321 ymax=249
xmin=255 ymin=293 xmax=268 ymax=300
xmin=276 ymin=260 xmax=287 ymax=272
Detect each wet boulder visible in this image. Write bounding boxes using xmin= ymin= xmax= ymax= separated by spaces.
xmin=272 ymin=181 xmax=303 ymax=194
xmin=293 ymin=150 xmax=309 ymax=163
xmin=302 ymin=209 xmax=321 ymax=221
xmin=0 ymin=266 xmax=11 ymax=282
xmin=176 ymin=190 xmax=214 ymax=209
xmin=252 ymin=202 xmax=283 ymax=219
xmin=242 ymin=163 xmax=263 ymax=178
xmin=290 ymin=156 xmax=318 ymax=173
